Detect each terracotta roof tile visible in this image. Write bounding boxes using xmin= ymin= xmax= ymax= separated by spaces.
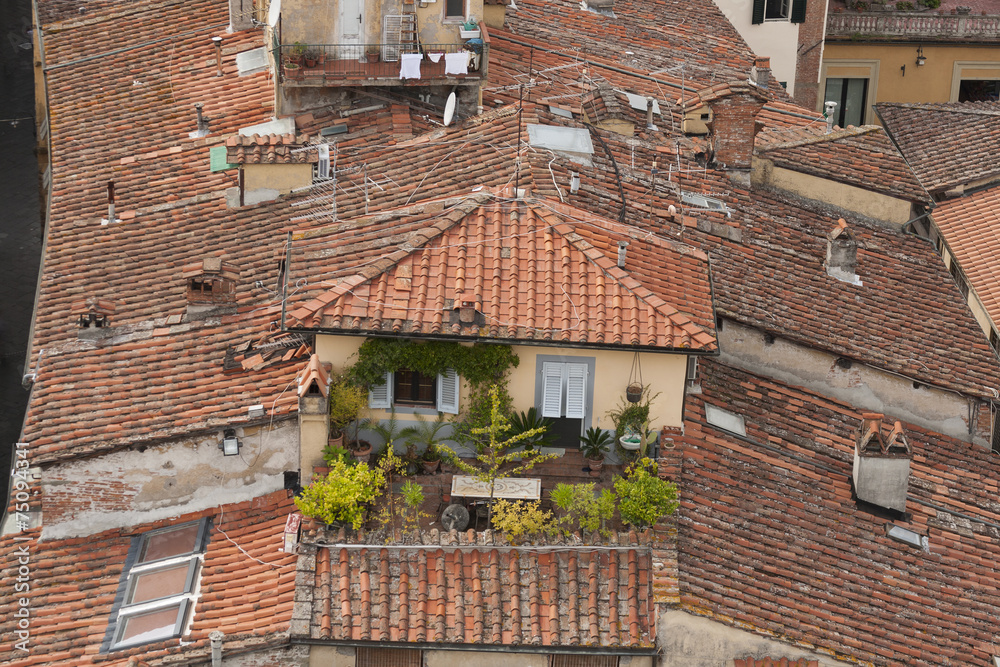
xmin=283 ymin=193 xmax=717 ymax=351
xmin=930 ymin=184 xmax=1000 ymax=329
xmin=877 ymin=101 xmax=1000 ymax=193
xmin=756 ymin=124 xmax=931 ymax=204
xmin=295 ymin=536 xmax=657 ymax=649
xmin=679 ymin=358 xmax=1000 ymax=666
xmin=0 ymin=491 xmax=297 ymax=666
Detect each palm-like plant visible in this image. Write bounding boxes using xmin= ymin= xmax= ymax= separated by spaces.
xmin=508 ymin=407 xmax=556 ymax=450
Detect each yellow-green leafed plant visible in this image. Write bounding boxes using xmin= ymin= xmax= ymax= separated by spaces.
xmin=550 ymin=482 xmax=616 ymax=536
xmin=490 ymin=500 xmax=558 ymax=543
xmin=438 ymin=385 xmax=559 ymax=504
xmin=613 ymin=458 xmax=679 ymax=528
xmin=295 ymin=459 xmax=385 ymax=529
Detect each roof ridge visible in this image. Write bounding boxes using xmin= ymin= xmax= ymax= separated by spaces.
xmin=878 ymin=101 xmax=1000 ymax=118
xmin=533 ymin=204 xmax=716 ymax=347
xmin=760 ymin=125 xmax=881 ymax=151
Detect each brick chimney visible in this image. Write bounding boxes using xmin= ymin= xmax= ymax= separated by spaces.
xmin=752 ymin=56 xmax=773 ymax=90
xmin=706 ymin=82 xmax=768 ymax=172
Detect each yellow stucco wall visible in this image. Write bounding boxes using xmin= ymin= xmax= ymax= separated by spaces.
xmin=822 ymin=42 xmax=1000 ymax=111
xmin=752 ymin=158 xmax=912 ymax=224
xmin=244 ymin=163 xmax=312 ymax=194
xmin=315 ymin=335 xmax=689 ymax=431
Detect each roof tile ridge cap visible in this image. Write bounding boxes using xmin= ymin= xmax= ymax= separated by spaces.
xmin=762 ymin=125 xmax=881 ymax=151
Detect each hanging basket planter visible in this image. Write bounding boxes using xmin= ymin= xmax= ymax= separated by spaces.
xmin=626 ymin=351 xmax=644 ymax=403
xmin=626 ymin=383 xmax=644 ymax=403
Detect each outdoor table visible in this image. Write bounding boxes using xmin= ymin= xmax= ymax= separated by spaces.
xmin=449 ymin=475 xmax=541 ymax=500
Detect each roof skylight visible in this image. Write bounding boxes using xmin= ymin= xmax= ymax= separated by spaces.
xmin=527 ymin=124 xmax=594 ymax=155
xmin=682 ymin=192 xmax=731 ymax=217
xmin=705 ymin=404 xmax=746 ymax=436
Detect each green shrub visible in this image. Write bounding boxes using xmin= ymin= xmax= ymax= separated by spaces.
xmin=490 ymin=500 xmax=558 ymax=543
xmin=614 ymin=458 xmax=679 ymax=527
xmin=550 ymin=482 xmax=616 ymax=535
xmin=295 ymin=459 xmax=385 ymax=529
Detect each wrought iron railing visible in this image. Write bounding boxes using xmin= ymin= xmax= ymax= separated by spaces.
xmin=827 ymin=12 xmax=1000 ymax=39
xmin=277 ymin=42 xmax=488 ymax=83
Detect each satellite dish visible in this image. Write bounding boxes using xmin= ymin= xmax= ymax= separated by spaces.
xmin=441 ymin=503 xmax=469 ymax=531
xmin=444 ymin=92 xmax=457 ymax=127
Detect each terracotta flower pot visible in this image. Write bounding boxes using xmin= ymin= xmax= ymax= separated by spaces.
xmin=587 ymin=457 xmax=604 ymax=477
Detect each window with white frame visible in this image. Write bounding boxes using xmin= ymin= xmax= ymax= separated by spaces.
xmin=751 ymin=0 xmax=806 ymax=23
xmin=368 ymin=368 xmax=459 ymax=414
xmin=105 ymin=519 xmax=210 ymax=651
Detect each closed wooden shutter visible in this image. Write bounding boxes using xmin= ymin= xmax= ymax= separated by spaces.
xmin=368 ymin=371 xmax=392 ymax=409
xmin=540 ymin=362 xmax=564 ymax=418
xmin=752 ymin=0 xmax=766 ymax=23
xmin=565 ymin=363 xmax=588 ymax=419
xmin=437 ymin=368 xmax=460 ymax=414
xmin=791 ymin=0 xmax=807 ymax=22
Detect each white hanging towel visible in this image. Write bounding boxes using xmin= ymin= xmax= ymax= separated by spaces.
xmin=427 ymin=52 xmax=444 ymax=63
xmin=399 ymin=53 xmax=422 ymax=79
xmin=444 ymin=51 xmax=468 ymax=76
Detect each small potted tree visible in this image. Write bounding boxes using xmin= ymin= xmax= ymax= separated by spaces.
xmin=579 ymin=427 xmax=613 ymax=476
xmin=508 ymin=407 xmax=556 ymax=451
xmin=295 ymin=458 xmax=385 ymax=530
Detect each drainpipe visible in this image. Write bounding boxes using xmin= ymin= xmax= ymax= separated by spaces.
xmin=210 ymin=631 xmax=224 ymax=667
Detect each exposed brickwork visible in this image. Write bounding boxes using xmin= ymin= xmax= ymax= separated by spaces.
xmin=792 ymin=0 xmax=827 ymax=111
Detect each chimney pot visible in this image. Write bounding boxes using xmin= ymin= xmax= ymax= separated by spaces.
xmin=617 ymin=241 xmax=628 ymax=268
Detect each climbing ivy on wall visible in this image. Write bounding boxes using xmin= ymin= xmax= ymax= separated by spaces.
xmin=347 ymin=339 xmax=519 ymax=387
xmin=347 ymin=339 xmax=519 ymax=443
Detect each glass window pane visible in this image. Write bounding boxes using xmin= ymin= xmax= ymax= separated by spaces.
xmin=118 ymin=605 xmax=182 ymax=645
xmin=139 ymin=523 xmax=200 ymax=563
xmin=128 ymin=563 xmax=193 ymax=603
xmin=445 ymin=0 xmax=463 ymax=18
xmin=843 ymin=78 xmax=868 ymax=127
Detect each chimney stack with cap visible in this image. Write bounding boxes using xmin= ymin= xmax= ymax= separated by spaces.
xmin=853 ymin=413 xmax=912 ymax=512
xmin=752 ymin=56 xmax=772 ymax=90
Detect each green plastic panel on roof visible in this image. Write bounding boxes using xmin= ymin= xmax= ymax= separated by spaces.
xmin=210 ymin=146 xmax=237 ymax=172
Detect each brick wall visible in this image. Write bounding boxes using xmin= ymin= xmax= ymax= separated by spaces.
xmin=710 ymin=95 xmax=766 ymax=170
xmin=793 ymin=0 xmax=828 ymax=111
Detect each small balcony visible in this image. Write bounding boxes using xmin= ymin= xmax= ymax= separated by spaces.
xmin=277 ymin=40 xmax=489 ymax=88
xmin=827 ymin=11 xmax=1000 ymax=41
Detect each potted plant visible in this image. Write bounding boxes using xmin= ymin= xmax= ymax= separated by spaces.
xmin=284 ymin=61 xmax=302 ymax=80
xmin=421 ymin=445 xmax=441 ymax=473
xmin=579 ymin=427 xmax=613 ymax=476
xmin=400 ymin=411 xmax=449 ymax=474
xmin=303 ymin=49 xmax=319 ymax=68
xmin=329 ymin=376 xmax=367 ymax=447
xmin=294 ymin=458 xmax=385 ymax=530
xmin=614 ymin=458 xmax=678 ymax=528
xmin=365 ymin=46 xmax=381 ymax=64
xmin=508 ymin=407 xmax=556 ymax=451
xmin=289 ymin=41 xmax=306 ymax=64
xmin=608 ymin=386 xmax=658 ymax=453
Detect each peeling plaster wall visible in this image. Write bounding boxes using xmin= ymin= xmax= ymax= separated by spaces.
xmin=223 ymin=644 xmax=310 ymax=666
xmin=718 ymin=318 xmax=986 ymax=446
xmin=657 ymin=610 xmax=852 ymax=667
xmin=41 ymin=419 xmax=298 ymax=539
xmin=752 ymin=158 xmax=912 ymax=225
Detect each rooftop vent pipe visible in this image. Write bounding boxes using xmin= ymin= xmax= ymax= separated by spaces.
xmin=192 ymin=103 xmax=210 ymax=138
xmin=617 ymin=241 xmax=628 ymax=268
xmin=212 ymin=37 xmax=223 ymax=77
xmin=102 ymin=180 xmax=116 ymax=225
xmin=645 ymin=97 xmax=656 ymax=131
xmin=824 ymin=101 xmax=837 ymax=134
xmin=209 ymin=631 xmax=224 ymax=667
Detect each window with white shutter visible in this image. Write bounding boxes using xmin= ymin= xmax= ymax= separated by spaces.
xmin=437 ymin=368 xmax=459 ymax=414
xmin=368 ymin=372 xmax=392 ymax=409
xmin=540 ymin=362 xmax=565 ymax=418
xmin=540 ymin=361 xmax=589 ymax=419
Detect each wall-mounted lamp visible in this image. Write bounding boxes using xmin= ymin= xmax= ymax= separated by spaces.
xmin=916 ymin=45 xmax=926 ymax=66
xmin=220 ymin=428 xmax=241 ymax=456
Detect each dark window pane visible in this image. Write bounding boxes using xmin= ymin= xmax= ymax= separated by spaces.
xmin=445 ymin=0 xmax=463 ymax=17
xmin=394 ymin=370 xmax=436 ymax=405
xmin=959 ymin=79 xmax=1000 ymax=102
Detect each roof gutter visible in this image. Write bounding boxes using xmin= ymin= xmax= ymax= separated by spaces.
xmin=288 ymin=637 xmax=658 ymax=656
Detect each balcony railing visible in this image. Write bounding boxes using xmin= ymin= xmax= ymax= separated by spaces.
xmin=827 ymin=12 xmax=1000 ymax=40
xmin=277 ymin=41 xmax=489 ymax=86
